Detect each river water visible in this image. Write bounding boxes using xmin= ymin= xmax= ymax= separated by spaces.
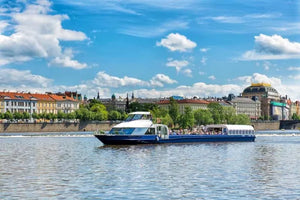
xmin=0 ymin=133 xmax=300 ymax=199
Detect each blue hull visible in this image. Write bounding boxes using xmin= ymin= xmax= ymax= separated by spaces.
xmin=94 ymin=134 xmax=256 ymax=145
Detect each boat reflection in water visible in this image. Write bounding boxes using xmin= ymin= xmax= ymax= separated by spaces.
xmin=94 ymin=112 xmax=255 ymax=145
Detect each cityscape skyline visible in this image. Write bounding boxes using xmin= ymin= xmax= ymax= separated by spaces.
xmin=0 ymin=0 xmax=299 ymax=100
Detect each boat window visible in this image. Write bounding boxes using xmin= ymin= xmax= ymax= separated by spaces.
xmin=109 ymin=128 xmax=135 ymax=135
xmin=132 ymin=128 xmax=148 ymax=135
xmin=125 ymin=115 xmax=134 ymax=121
xmin=145 ymin=128 xmax=155 ymax=135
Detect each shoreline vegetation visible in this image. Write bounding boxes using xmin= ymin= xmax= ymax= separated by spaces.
xmin=1 ymin=99 xmax=299 ymax=133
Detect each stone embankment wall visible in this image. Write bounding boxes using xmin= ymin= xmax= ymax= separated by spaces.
xmin=0 ymin=121 xmax=286 ymax=133
xmin=251 ymin=121 xmax=280 ymax=130
xmin=0 ymin=121 xmax=118 ymax=133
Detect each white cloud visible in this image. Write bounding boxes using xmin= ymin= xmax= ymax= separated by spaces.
xmin=288 ymin=66 xmax=300 ymax=71
xmin=49 ymin=49 xmax=87 ymax=69
xmin=166 ymin=59 xmax=189 ymax=72
xmin=0 ymin=0 xmax=87 ymax=68
xmin=91 ymin=72 xmax=177 ymax=88
xmin=119 ymin=20 xmax=188 ymax=38
xmin=150 ymin=74 xmax=177 ymax=87
xmin=92 ymin=72 xmax=149 ymax=88
xmin=209 ymin=16 xmax=244 ymax=24
xmin=156 ymin=33 xmax=197 ymax=52
xmin=183 ymin=69 xmax=192 ymax=77
xmin=200 ymin=48 xmax=209 ymax=52
xmin=241 ymin=34 xmax=300 ymax=60
xmin=208 ymin=75 xmax=216 ymax=80
xmin=201 ymin=56 xmax=207 ymax=65
xmin=0 ymin=68 xmax=52 ymax=88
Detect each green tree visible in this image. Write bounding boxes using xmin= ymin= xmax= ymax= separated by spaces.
xmin=291 ymin=113 xmax=300 ymax=120
xmin=90 ymin=103 xmax=108 ymax=120
xmin=66 ymin=112 xmax=76 ymax=120
xmin=235 ymin=114 xmax=251 ymax=125
xmin=160 ymin=113 xmax=174 ymax=127
xmin=108 ymin=110 xmax=122 ymax=120
xmin=207 ymin=102 xmax=224 ymax=124
xmin=57 ymin=111 xmax=66 ymax=121
xmin=178 ymin=106 xmax=194 ymax=129
xmin=193 ymin=109 xmax=214 ymax=125
xmin=151 ymin=107 xmax=168 ymax=124
xmin=13 ymin=112 xmax=23 ymax=120
xmin=169 ymin=97 xmax=179 ymax=125
xmin=32 ymin=112 xmax=39 ymax=120
xmin=22 ymin=112 xmax=30 ymax=120
xmin=0 ymin=112 xmax=4 ymax=119
xmin=223 ymin=107 xmax=237 ymax=124
xmin=4 ymin=111 xmax=13 ymax=120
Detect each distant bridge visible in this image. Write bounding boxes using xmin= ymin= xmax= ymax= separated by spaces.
xmin=280 ymin=120 xmax=300 ymax=130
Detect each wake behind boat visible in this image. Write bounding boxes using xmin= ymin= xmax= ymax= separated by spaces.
xmin=94 ymin=111 xmax=255 ymax=145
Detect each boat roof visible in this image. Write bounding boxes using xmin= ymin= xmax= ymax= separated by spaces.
xmin=128 ymin=111 xmax=151 ymax=115
xmin=206 ymin=124 xmax=254 ymax=130
xmin=114 ymin=120 xmax=153 ymax=128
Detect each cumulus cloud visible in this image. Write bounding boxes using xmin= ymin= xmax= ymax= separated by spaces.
xmin=91 ymin=72 xmax=149 ymax=88
xmin=241 ymin=34 xmax=300 ymax=60
xmin=156 ymin=33 xmax=197 ymax=52
xmin=208 ymin=75 xmax=216 ymax=80
xmin=166 ymin=59 xmax=189 ymax=72
xmin=200 ymin=48 xmax=209 ymax=52
xmin=49 ymin=49 xmax=87 ymax=69
xmin=0 ymin=0 xmax=87 ymax=69
xmin=288 ymin=66 xmax=300 ymax=71
xmin=183 ymin=69 xmax=192 ymax=77
xmin=150 ymin=74 xmax=177 ymax=87
xmin=201 ymin=56 xmax=207 ymax=65
xmin=91 ymin=72 xmax=177 ymax=88
xmin=0 ymin=68 xmax=52 ymax=88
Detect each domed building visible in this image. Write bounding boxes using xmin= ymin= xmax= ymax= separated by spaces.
xmin=242 ymin=83 xmax=280 ymax=101
xmin=242 ymin=83 xmax=289 ymax=120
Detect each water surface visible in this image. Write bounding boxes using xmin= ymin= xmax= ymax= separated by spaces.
xmin=0 ymin=135 xmax=300 ymax=199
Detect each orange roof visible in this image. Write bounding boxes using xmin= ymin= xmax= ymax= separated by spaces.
xmin=49 ymin=94 xmax=77 ymax=102
xmin=158 ymin=99 xmax=209 ymax=105
xmin=0 ymin=92 xmax=37 ymax=101
xmin=30 ymin=93 xmax=54 ymax=101
xmin=0 ymin=92 xmax=78 ymax=102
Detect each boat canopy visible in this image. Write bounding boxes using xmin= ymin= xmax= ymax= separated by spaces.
xmin=114 ymin=120 xmax=153 ymax=128
xmin=125 ymin=111 xmax=152 ymax=121
xmin=206 ymin=124 xmax=254 ymax=135
xmin=129 ymin=111 xmax=151 ymax=115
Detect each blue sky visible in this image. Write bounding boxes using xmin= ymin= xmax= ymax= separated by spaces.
xmin=0 ymin=0 xmax=300 ymax=100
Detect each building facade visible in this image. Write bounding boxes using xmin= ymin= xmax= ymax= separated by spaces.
xmin=0 ymin=92 xmax=80 ymax=116
xmin=49 ymin=94 xmax=79 ymax=114
xmin=230 ymin=97 xmax=261 ymax=120
xmin=241 ymin=83 xmax=287 ymax=120
xmin=157 ymin=99 xmax=209 ymax=114
xmin=31 ymin=94 xmax=56 ymax=114
xmin=0 ymin=92 xmax=37 ymax=115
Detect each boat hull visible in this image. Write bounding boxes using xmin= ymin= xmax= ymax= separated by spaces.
xmin=94 ymin=134 xmax=256 ymax=145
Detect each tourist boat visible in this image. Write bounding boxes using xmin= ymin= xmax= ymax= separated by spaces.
xmin=94 ymin=111 xmax=256 ymax=145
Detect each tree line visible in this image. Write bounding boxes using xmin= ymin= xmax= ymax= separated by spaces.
xmin=0 ymin=98 xmax=251 ymax=128
xmin=150 ymin=98 xmax=251 ymax=129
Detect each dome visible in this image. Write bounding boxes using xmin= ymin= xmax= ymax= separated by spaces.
xmin=242 ymin=83 xmax=279 ymax=95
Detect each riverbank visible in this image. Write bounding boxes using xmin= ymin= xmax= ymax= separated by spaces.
xmin=1 ymin=120 xmax=298 ymax=133
xmin=0 ymin=121 xmax=118 ymax=133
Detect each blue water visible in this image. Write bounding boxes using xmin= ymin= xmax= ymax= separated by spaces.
xmin=0 ymin=134 xmax=300 ymax=199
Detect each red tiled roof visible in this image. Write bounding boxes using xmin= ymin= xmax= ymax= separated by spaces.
xmin=158 ymin=99 xmax=209 ymax=105
xmin=30 ymin=93 xmax=54 ymax=101
xmin=0 ymin=92 xmax=77 ymax=102
xmin=0 ymin=92 xmax=37 ymax=101
xmin=49 ymin=94 xmax=77 ymax=102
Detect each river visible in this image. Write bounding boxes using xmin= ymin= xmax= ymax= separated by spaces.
xmin=0 ymin=133 xmax=300 ymax=199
